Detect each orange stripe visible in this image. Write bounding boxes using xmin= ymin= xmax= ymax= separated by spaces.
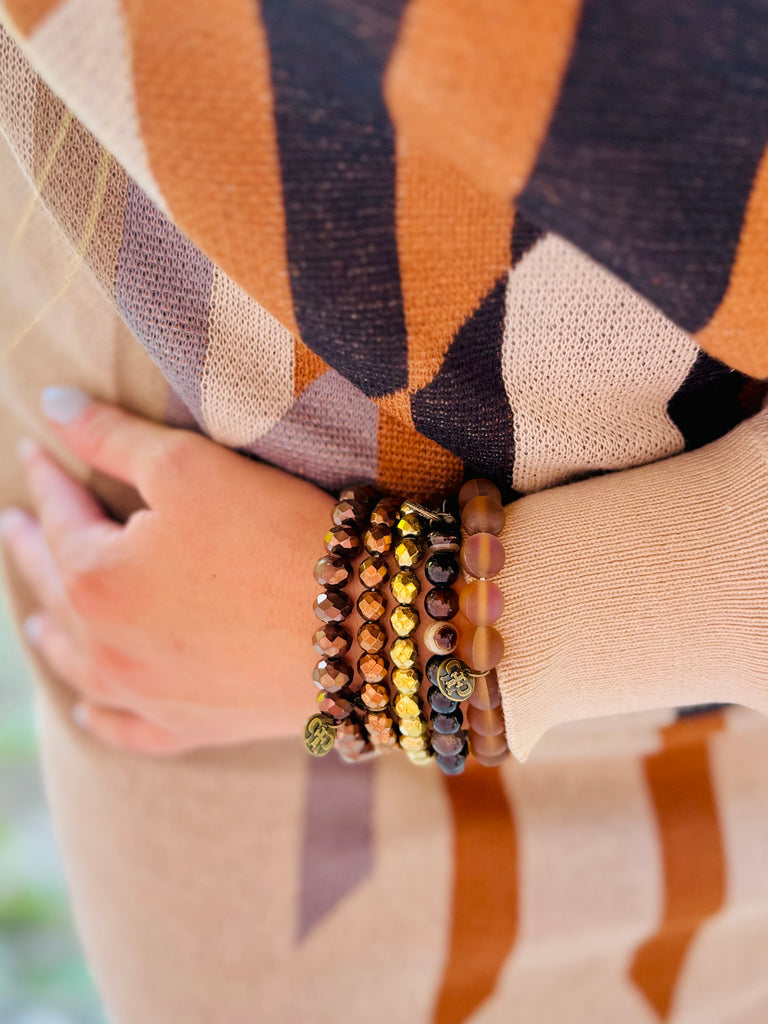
xmin=629 ymin=711 xmax=727 ymax=1020
xmin=385 ymin=0 xmax=582 ymax=199
xmin=121 ymin=0 xmax=299 ymax=341
xmin=433 ymin=761 xmax=518 ymax=1024
xmin=2 ymin=0 xmax=65 ymax=36
xmin=293 ymin=340 xmax=328 ymax=399
xmin=696 ymin=145 xmax=768 ymax=378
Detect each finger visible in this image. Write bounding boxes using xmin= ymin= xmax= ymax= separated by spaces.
xmin=0 ymin=508 xmax=67 ymax=613
xmin=71 ymin=702 xmax=191 ymax=756
xmin=41 ymin=387 xmax=184 ymax=501
xmin=22 ymin=610 xmax=95 ymax=694
xmin=18 ymin=440 xmax=121 ymax=573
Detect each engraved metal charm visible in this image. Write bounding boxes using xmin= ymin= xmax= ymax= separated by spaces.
xmin=304 ymin=713 xmax=338 ymax=756
xmin=435 ymin=656 xmax=475 ymax=702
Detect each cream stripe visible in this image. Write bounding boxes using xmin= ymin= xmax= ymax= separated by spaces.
xmin=27 ymin=0 xmax=166 ymax=211
xmin=502 ymin=235 xmax=700 ymax=495
xmin=200 ymin=267 xmax=295 ymax=446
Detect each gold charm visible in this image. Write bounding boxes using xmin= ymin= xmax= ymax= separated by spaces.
xmin=435 ymin=657 xmax=475 ymax=701
xmin=304 ymin=713 xmax=337 ymax=756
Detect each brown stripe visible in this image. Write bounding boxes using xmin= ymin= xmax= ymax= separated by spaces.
xmin=121 ymin=0 xmax=299 ymax=339
xmin=433 ymin=761 xmax=518 ymax=1024
xmin=385 ymin=0 xmax=582 ymax=198
xmin=376 ymin=389 xmax=463 ymax=504
xmin=628 ymin=710 xmax=727 ymax=1020
xmin=696 ymin=144 xmax=768 ymax=378
xmin=2 ymin=0 xmax=65 ymax=36
xmin=293 ymin=340 xmax=328 ymax=399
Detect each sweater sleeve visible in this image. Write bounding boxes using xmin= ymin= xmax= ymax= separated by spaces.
xmin=494 ymin=407 xmax=768 ymax=762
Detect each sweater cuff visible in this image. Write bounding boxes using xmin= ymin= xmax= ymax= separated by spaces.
xmin=493 ymin=409 xmax=768 ymax=762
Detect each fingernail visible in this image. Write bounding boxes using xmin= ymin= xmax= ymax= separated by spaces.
xmin=41 ymin=386 xmax=91 ymax=425
xmin=71 ymin=702 xmax=89 ymax=729
xmin=0 ymin=508 xmax=23 ymax=539
xmin=23 ymin=613 xmax=43 ymax=645
xmin=16 ymin=437 xmax=37 ymax=462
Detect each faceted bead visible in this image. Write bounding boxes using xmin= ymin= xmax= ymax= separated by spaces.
xmin=458 ymin=477 xmax=502 ymax=511
xmin=468 ymin=670 xmax=501 ymax=710
xmin=460 ymin=533 xmax=505 ymax=579
xmin=360 ymin=681 xmax=390 ymax=711
xmin=359 ymin=555 xmax=389 ymax=590
xmin=470 ymin=729 xmax=509 ymax=758
xmin=390 ymin=570 xmax=420 ymax=605
xmin=363 ymin=522 xmax=393 ymax=556
xmin=390 ymin=604 xmax=419 ymax=637
xmin=366 ymin=711 xmax=394 ymax=734
xmin=390 ymin=638 xmax=418 ymax=670
xmin=394 ymin=692 xmax=421 ymax=719
xmin=357 ymin=589 xmax=387 ymax=622
xmin=406 ymin=749 xmax=434 ymax=766
xmin=335 ymin=720 xmax=365 ymax=747
xmin=339 ymin=483 xmax=378 ymax=507
xmin=316 ymin=691 xmax=354 ymax=720
xmin=400 ymin=734 xmax=428 ymax=753
xmin=358 ymin=621 xmax=386 ymax=654
xmin=370 ymin=729 xmax=398 ymax=749
xmin=460 ymin=579 xmax=504 ymax=626
xmin=425 ymin=551 xmax=460 ymax=586
xmin=424 ymin=587 xmax=459 ymax=621
xmin=358 ymin=653 xmax=388 ymax=684
xmin=467 ymin=703 xmax=505 ymax=736
xmin=312 ymin=657 xmax=352 ymax=693
xmin=337 ymin=740 xmax=377 ymax=764
xmin=313 ymin=590 xmax=353 ymax=624
xmin=424 ymin=622 xmax=458 ymax=656
xmin=432 ymin=730 xmax=465 ymax=757
xmin=459 ymin=626 xmax=504 ymax=672
xmin=395 ymin=537 xmax=423 ymax=568
xmin=426 ymin=523 xmax=461 ymax=552
xmin=369 ymin=497 xmax=400 ymax=527
xmin=435 ymin=750 xmax=468 ymax=775
xmin=332 ymin=498 xmax=369 ymax=528
xmin=427 ymin=685 xmax=459 ymax=715
xmin=432 ymin=709 xmax=463 ymax=735
xmin=392 ymin=667 xmax=421 ymax=696
xmin=399 ymin=716 xmax=427 ymax=738
xmin=324 ymin=524 xmax=361 ymax=558
xmin=396 ymin=512 xmax=422 ymax=538
xmin=313 ymin=553 xmax=352 ymax=590
xmin=462 ymin=495 xmax=506 ymax=537
xmin=304 ymin=713 xmax=337 ymax=757
xmin=473 ymin=748 xmax=511 ymax=767
xmin=313 ymin=623 xmax=352 ymax=659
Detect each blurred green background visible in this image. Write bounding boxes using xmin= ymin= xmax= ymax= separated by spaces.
xmin=0 ymin=588 xmax=106 ymax=1024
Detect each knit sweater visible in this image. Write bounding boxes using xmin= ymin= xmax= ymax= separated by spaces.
xmin=2 ymin=3 xmax=768 ymax=1022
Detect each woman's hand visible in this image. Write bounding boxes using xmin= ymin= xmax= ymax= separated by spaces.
xmin=0 ymin=389 xmax=333 ymax=754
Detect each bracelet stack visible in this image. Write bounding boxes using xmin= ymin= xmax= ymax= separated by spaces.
xmin=304 ymin=479 xmax=510 ymax=770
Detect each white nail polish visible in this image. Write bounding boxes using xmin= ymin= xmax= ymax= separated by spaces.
xmin=71 ymin=703 xmax=89 ymax=729
xmin=41 ymin=386 xmax=91 ymax=425
xmin=23 ymin=614 xmax=43 ymax=645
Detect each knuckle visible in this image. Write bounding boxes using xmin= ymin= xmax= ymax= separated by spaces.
xmin=144 ymin=431 xmax=201 ymax=492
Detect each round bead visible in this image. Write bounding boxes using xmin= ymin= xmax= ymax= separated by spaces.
xmin=316 ymin=691 xmax=354 ymax=720
xmin=468 ymin=670 xmax=501 ymax=710
xmin=359 ymin=555 xmax=389 ymax=590
xmin=390 ymin=570 xmax=420 ymax=605
xmin=363 ymin=522 xmax=393 ymax=556
xmin=427 ymin=685 xmax=459 ymax=715
xmin=304 ymin=713 xmax=337 ymax=756
xmin=314 ymin=590 xmax=352 ymax=624
xmin=460 ymin=626 xmax=504 ymax=672
xmin=332 ymin=498 xmax=368 ymax=528
xmin=432 ymin=731 xmax=465 ymax=757
xmin=358 ymin=653 xmax=388 ymax=683
xmin=324 ymin=524 xmax=361 ymax=558
xmin=339 ymin=483 xmax=378 ymax=507
xmin=312 ymin=623 xmax=352 ymax=659
xmin=425 ymin=552 xmax=460 ymax=586
xmin=434 ymin=656 xmax=475 ymax=702
xmin=358 ymin=621 xmax=386 ymax=654
xmin=395 ymin=537 xmax=423 ymax=568
xmin=462 ymin=495 xmax=506 ymax=537
xmin=426 ymin=523 xmax=461 ymax=552
xmin=473 ymin=748 xmax=511 ymax=767
xmin=396 ymin=512 xmax=422 ymax=538
xmin=360 ymin=681 xmax=390 ymax=711
xmin=390 ymin=604 xmax=420 ymax=637
xmin=431 ymin=710 xmax=463 ymax=735
xmin=461 ymin=532 xmax=505 ymax=579
xmin=470 ymin=730 xmax=509 ymax=758
xmin=467 ymin=703 xmax=505 ymax=736
xmin=394 ymin=692 xmax=421 ymax=719
xmin=313 ymin=553 xmax=352 ymax=589
xmin=357 ymin=590 xmax=387 ymax=622
xmin=392 ymin=667 xmax=421 ymax=696
xmin=435 ymin=750 xmax=468 ymax=775
xmin=369 ymin=497 xmax=400 ymax=527
xmin=390 ymin=638 xmax=418 ymax=670
xmin=459 ymin=579 xmax=505 ymax=626
xmin=399 ymin=717 xmax=428 ymax=738
xmin=424 ymin=587 xmax=459 ymax=621
xmin=458 ymin=478 xmax=502 ymax=511
xmin=426 ymin=656 xmax=443 ymax=687
xmin=312 ymin=658 xmax=352 ymax=693
xmin=424 ymin=622 xmax=459 ymax=656
xmin=400 ymin=734 xmax=428 ymax=753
